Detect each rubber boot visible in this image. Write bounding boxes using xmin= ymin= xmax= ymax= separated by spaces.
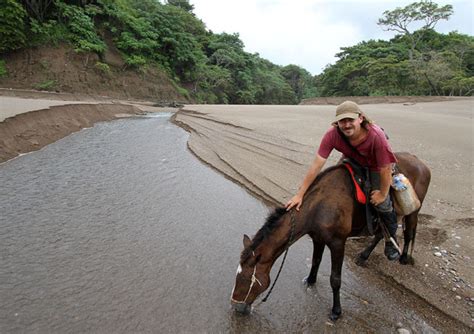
xmin=379 ymin=210 xmax=400 ymax=261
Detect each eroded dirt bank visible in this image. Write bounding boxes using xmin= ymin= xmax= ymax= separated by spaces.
xmin=173 ymin=101 xmax=473 ymax=330
xmin=0 ymin=103 xmax=145 ymax=163
xmin=0 ymin=44 xmax=187 ymax=102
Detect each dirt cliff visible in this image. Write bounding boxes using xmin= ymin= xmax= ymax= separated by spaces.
xmin=0 ymin=44 xmax=188 ymax=103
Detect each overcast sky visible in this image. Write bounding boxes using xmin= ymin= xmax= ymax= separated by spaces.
xmin=190 ymin=0 xmax=473 ymax=75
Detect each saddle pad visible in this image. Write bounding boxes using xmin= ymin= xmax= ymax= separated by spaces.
xmin=343 ymin=163 xmax=367 ymax=204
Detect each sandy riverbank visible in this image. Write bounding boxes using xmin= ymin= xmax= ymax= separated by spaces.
xmin=0 ymin=91 xmax=178 ymax=162
xmin=173 ymin=100 xmax=473 ymax=328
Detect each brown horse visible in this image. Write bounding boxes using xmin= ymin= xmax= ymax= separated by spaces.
xmin=230 ymin=152 xmax=430 ymax=320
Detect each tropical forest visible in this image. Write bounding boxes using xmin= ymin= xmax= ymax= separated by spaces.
xmin=0 ymin=0 xmax=473 ymax=104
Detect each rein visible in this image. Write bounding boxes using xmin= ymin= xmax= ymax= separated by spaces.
xmin=255 ymin=209 xmax=296 ymax=306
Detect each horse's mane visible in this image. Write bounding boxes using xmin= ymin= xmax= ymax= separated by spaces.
xmin=314 ymin=164 xmax=344 ymax=184
xmin=239 ymin=164 xmax=347 ymax=264
xmin=240 ymin=207 xmax=287 ymax=263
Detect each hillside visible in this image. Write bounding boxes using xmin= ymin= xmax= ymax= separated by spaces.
xmin=0 ymin=43 xmax=187 ymax=102
xmin=0 ymin=0 xmax=315 ymax=104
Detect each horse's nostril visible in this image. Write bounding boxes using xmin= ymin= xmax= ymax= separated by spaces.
xmin=232 ymin=302 xmax=251 ymax=315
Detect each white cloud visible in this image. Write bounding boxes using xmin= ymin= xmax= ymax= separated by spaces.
xmin=191 ymin=0 xmax=473 ymax=75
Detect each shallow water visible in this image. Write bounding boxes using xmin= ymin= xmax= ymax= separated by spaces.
xmin=0 ymin=114 xmax=438 ymax=333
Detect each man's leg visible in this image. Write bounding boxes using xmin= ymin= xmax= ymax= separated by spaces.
xmin=375 ymin=195 xmax=400 ymax=261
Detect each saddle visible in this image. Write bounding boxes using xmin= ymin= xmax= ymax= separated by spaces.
xmin=342 ymin=158 xmax=378 ymax=235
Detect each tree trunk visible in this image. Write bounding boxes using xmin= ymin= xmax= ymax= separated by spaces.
xmin=423 ymin=73 xmax=439 ymax=95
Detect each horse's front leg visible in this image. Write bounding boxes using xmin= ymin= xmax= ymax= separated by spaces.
xmin=355 ymin=233 xmax=383 ymax=266
xmin=328 ymin=240 xmax=345 ymax=321
xmin=303 ymin=237 xmax=325 ymax=286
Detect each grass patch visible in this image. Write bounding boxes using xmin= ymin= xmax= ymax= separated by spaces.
xmin=95 ymin=61 xmax=111 ymax=74
xmin=170 ymin=80 xmax=190 ymax=100
xmin=34 ymin=79 xmax=57 ymax=91
xmin=0 ymin=60 xmax=7 ymax=77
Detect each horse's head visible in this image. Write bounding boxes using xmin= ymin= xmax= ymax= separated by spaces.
xmin=230 ymin=234 xmax=271 ymax=314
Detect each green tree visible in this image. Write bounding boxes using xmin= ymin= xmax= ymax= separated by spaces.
xmin=55 ymin=1 xmax=105 ymax=54
xmin=280 ymin=64 xmax=312 ymax=101
xmin=21 ymin=0 xmax=54 ymax=22
xmin=166 ymin=0 xmax=194 ymax=13
xmin=378 ymin=0 xmax=453 ymax=60
xmin=0 ymin=0 xmax=27 ymax=52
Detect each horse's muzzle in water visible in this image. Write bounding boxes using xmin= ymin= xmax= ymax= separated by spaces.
xmin=231 ymin=301 xmax=251 ymax=315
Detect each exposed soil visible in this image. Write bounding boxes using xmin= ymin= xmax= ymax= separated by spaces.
xmin=0 ymin=44 xmax=188 ymax=103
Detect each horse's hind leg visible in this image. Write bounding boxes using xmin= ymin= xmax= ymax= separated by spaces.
xmin=400 ymin=213 xmax=418 ymax=265
xmin=355 ymin=233 xmax=383 ymax=266
xmin=328 ymin=240 xmax=345 ymax=321
xmin=304 ymin=237 xmax=325 ymax=286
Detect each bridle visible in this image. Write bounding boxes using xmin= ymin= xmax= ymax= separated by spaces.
xmin=231 ymin=210 xmax=296 ymax=306
xmin=231 ymin=251 xmax=262 ymax=305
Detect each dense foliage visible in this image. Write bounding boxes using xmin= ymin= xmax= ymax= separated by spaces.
xmin=0 ymin=0 xmax=472 ymax=101
xmin=0 ymin=0 xmax=312 ymax=103
xmin=317 ymin=31 xmax=474 ymax=97
xmin=317 ymin=0 xmax=473 ymax=96
xmin=0 ymin=0 xmax=27 ymax=52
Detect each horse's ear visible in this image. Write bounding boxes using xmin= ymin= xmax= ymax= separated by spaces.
xmin=243 ymin=234 xmax=252 ymax=248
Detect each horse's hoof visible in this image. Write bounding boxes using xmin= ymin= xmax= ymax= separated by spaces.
xmin=303 ymin=276 xmax=316 ymax=286
xmin=399 ymin=254 xmax=414 ymax=265
xmin=329 ymin=309 xmax=341 ymax=321
xmin=355 ymin=254 xmax=368 ymax=267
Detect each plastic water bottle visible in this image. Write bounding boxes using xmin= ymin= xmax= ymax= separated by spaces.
xmin=392 ymin=174 xmax=407 ymax=191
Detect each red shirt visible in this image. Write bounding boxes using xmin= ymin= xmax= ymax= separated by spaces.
xmin=317 ymin=124 xmax=397 ymax=171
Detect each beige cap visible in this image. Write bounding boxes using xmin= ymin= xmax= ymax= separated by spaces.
xmin=334 ymin=101 xmax=362 ymax=122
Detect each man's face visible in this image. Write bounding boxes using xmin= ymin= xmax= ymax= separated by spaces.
xmin=337 ymin=115 xmax=363 ymax=138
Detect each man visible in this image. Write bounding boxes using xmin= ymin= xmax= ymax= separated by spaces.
xmin=285 ymin=100 xmax=399 ymax=261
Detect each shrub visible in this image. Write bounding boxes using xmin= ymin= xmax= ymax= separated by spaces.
xmin=34 ymin=79 xmax=57 ymax=91
xmin=55 ymin=2 xmax=105 ymax=54
xmin=0 ymin=60 xmax=7 ymax=77
xmin=29 ymin=19 xmax=68 ymax=46
xmin=0 ymin=0 xmax=27 ymax=52
xmin=124 ymin=55 xmax=147 ymax=68
xmin=95 ymin=61 xmax=111 ymax=74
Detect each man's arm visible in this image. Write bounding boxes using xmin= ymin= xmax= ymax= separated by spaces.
xmin=370 ymin=164 xmax=392 ymax=206
xmin=286 ymin=154 xmax=327 ymax=211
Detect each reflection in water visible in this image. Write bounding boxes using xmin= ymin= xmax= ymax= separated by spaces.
xmin=0 ymin=114 xmax=436 ymax=333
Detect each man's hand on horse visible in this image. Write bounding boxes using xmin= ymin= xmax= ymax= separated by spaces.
xmin=370 ymin=190 xmax=386 ymax=206
xmin=286 ymin=195 xmax=303 ymax=211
